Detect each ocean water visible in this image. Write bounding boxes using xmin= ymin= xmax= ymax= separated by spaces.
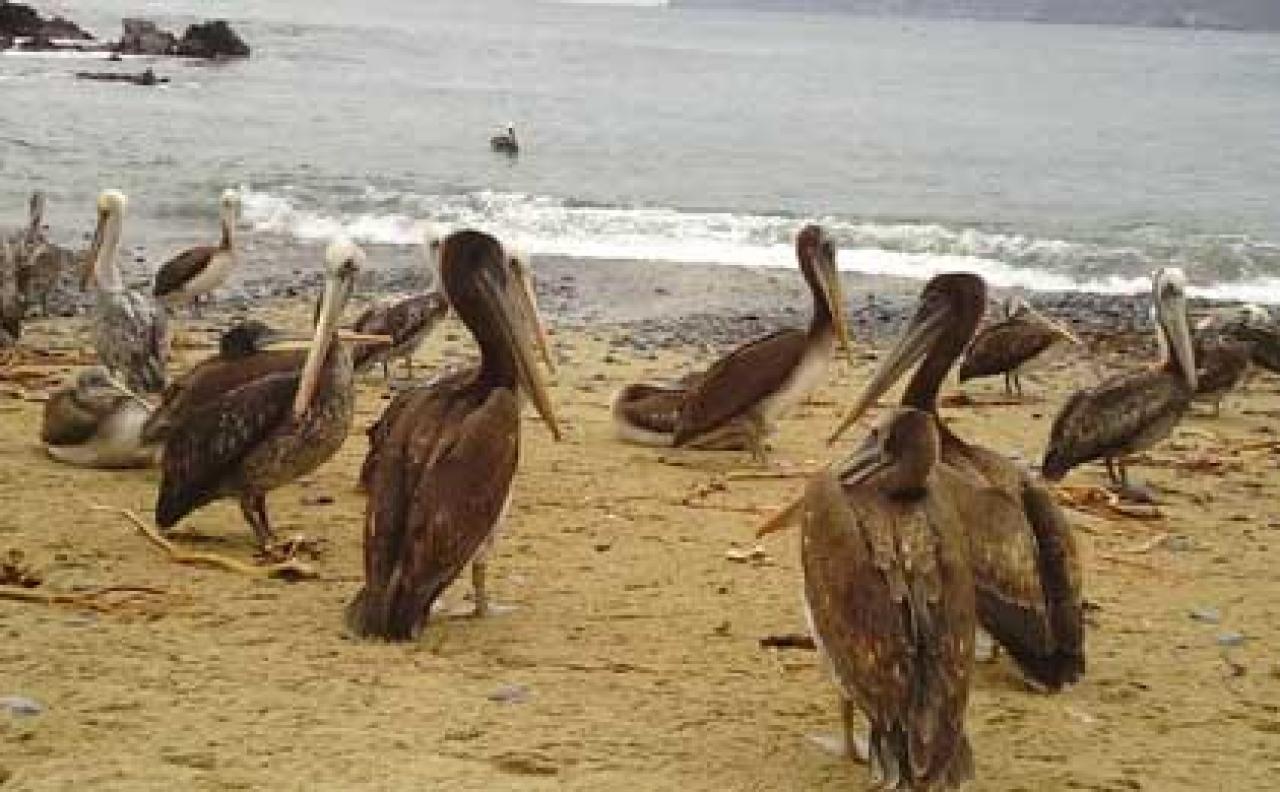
xmin=3 ymin=0 xmax=1279 ymax=300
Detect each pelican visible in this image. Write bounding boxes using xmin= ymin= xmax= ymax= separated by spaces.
xmin=612 ymin=224 xmax=852 ymax=461
xmin=152 ymin=189 xmax=241 ymax=314
xmin=10 ymin=191 xmax=79 ymax=317
xmin=347 ymin=229 xmax=561 ymax=640
xmin=762 ymin=408 xmax=976 ymax=789
xmin=1043 ymin=268 xmax=1196 ymax=489
xmin=155 ymin=237 xmax=374 ymax=552
xmin=141 ymin=320 xmax=296 ymax=445
xmin=830 ymin=273 xmax=1084 ymax=692
xmin=1191 ymin=303 xmax=1277 ymax=414
xmin=41 ymin=367 xmax=157 ymax=468
xmin=82 ymin=190 xmax=169 ymax=393
xmin=958 ymin=295 xmax=1079 ymax=397
xmin=0 ymin=241 xmax=22 ymax=347
xmin=490 ymin=123 xmax=519 ymax=155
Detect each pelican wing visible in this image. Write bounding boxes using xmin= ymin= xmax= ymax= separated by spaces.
xmin=94 ymin=290 xmax=169 ymax=393
xmin=350 ymin=385 xmax=519 ymax=640
xmin=155 ymin=372 xmax=297 ymax=528
xmin=1231 ymin=324 xmax=1280 ymax=374
xmin=357 ymin=368 xmax=473 ymax=491
xmin=803 ymin=471 xmax=975 ymax=786
xmin=1043 ymin=369 xmax=1190 ymax=478
xmin=153 ymin=246 xmax=217 ymax=298
xmin=354 ymin=291 xmax=449 ymax=340
xmin=1193 ymin=333 xmax=1249 ymax=397
xmin=673 ymin=328 xmax=808 ymax=445
xmin=958 ymin=317 xmax=1060 ymax=381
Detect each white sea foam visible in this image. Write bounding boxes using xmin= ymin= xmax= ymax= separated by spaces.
xmin=238 ymin=186 xmax=1280 ymax=304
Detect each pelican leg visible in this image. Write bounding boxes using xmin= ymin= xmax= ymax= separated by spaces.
xmin=1104 ymin=457 xmax=1119 ymax=486
xmin=239 ymin=493 xmax=274 ymax=549
xmin=403 ymin=355 xmax=414 ymax=380
xmin=471 ymin=560 xmax=489 ymax=618
xmin=381 ymin=360 xmax=391 ymax=383
xmin=1003 ymin=372 xmax=1014 ymax=398
xmin=1013 ymin=371 xmax=1024 ymax=398
xmin=840 ymin=698 xmax=870 ymax=764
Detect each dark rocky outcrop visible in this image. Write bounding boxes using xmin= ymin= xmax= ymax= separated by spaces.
xmin=174 ymin=20 xmax=250 ymax=59
xmin=115 ymin=18 xmax=176 ymax=55
xmin=0 ymin=2 xmax=93 ymax=41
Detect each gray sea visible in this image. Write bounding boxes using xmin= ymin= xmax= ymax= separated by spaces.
xmin=2 ymin=0 xmax=1278 ymax=300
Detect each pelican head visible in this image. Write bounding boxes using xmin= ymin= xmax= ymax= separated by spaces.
xmin=830 ymin=272 xmax=986 ymax=444
xmin=421 ymin=222 xmax=450 ymax=274
xmin=219 ymin=320 xmax=286 ymax=359
xmin=74 ymin=365 xmax=147 ymax=410
xmin=796 ymin=224 xmax=853 ymax=362
xmin=839 ymin=407 xmax=939 ymax=497
xmin=440 ymin=230 xmax=560 ymax=440
xmin=293 ymin=237 xmax=365 ymax=417
xmin=83 ymin=189 xmax=128 ymax=290
xmin=505 ymin=246 xmax=556 ymax=374
xmin=1152 ymin=267 xmax=1196 ymax=391
xmin=1002 ymin=294 xmax=1030 ymax=319
xmin=28 ymin=191 xmax=46 ymax=233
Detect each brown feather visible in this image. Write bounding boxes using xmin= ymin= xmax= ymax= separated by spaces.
xmin=958 ymin=316 xmax=1063 ymax=381
xmin=673 ymin=329 xmax=808 ymax=446
xmin=153 ymin=246 xmax=217 ymax=298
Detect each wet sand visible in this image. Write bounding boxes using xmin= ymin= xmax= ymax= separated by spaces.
xmin=2 ymin=259 xmax=1279 ymax=790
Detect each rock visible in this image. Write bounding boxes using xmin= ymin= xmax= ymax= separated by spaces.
xmin=116 ymin=19 xmax=176 ymax=56
xmin=491 ymin=750 xmax=559 ymax=777
xmin=175 ymin=20 xmax=250 ymax=59
xmin=0 ymin=3 xmax=90 ymax=40
xmin=0 ymin=695 xmax=44 ymax=717
xmin=1189 ymin=607 xmax=1221 ymax=624
xmin=486 ymin=684 xmax=529 ymax=704
xmin=1217 ymin=632 xmax=1247 ymax=648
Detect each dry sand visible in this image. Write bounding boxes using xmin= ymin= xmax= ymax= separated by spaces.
xmin=2 ymin=289 xmax=1279 ymax=791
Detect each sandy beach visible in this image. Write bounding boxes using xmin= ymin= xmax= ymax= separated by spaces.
xmin=2 ymin=258 xmax=1278 ymax=791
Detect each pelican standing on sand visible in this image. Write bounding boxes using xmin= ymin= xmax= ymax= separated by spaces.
xmin=490 ymin=123 xmax=519 ymax=155
xmin=82 ymin=190 xmax=170 ymax=393
xmin=152 ymin=189 xmax=241 ymax=314
xmin=612 ymin=224 xmax=852 ymax=461
xmin=958 ymin=295 xmax=1080 ymax=397
xmin=761 ymin=408 xmax=977 ymax=789
xmin=829 ymin=273 xmax=1084 ymax=691
xmin=347 ymin=229 xmax=561 ymax=640
xmin=8 ymin=191 xmax=79 ymax=316
xmin=1191 ymin=304 xmax=1272 ymax=415
xmin=154 ymin=238 xmax=371 ymax=552
xmin=1043 ymin=268 xmax=1197 ymax=489
xmin=41 ymin=367 xmax=157 ymax=468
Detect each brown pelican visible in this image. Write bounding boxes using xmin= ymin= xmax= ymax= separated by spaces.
xmin=141 ymin=320 xmax=297 ymax=445
xmin=490 ymin=123 xmax=519 ymax=155
xmin=152 ymin=189 xmax=241 ymax=314
xmin=155 ymin=237 xmax=372 ymax=552
xmin=347 ymin=229 xmax=560 ymax=640
xmin=830 ymin=272 xmax=1084 ymax=692
xmin=1043 ymin=268 xmax=1196 ymax=488
xmin=41 ymin=367 xmax=157 ymax=468
xmin=958 ymin=295 xmax=1079 ymax=397
xmin=5 ymin=191 xmax=78 ymax=318
xmin=612 ymin=224 xmax=852 ymax=460
xmin=763 ymin=408 xmax=976 ymax=789
xmin=1191 ymin=304 xmax=1275 ymax=414
xmin=0 ymin=240 xmax=20 ymax=348
xmin=82 ymin=190 xmax=170 ymax=393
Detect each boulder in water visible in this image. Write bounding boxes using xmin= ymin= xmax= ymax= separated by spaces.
xmin=116 ymin=18 xmax=176 ymax=56
xmin=0 ymin=3 xmax=92 ymax=40
xmin=174 ymin=20 xmax=249 ymax=59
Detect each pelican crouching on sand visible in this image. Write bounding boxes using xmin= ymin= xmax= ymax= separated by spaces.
xmin=612 ymin=224 xmax=852 ymax=461
xmin=152 ymin=189 xmax=241 ymax=315
xmin=1043 ymin=268 xmax=1197 ymax=490
xmin=41 ymin=367 xmax=157 ymax=468
xmin=958 ymin=295 xmax=1080 ymax=397
xmin=829 ymin=273 xmax=1084 ymax=691
xmin=762 ymin=408 xmax=976 ymax=789
xmin=347 ymin=229 xmax=561 ymax=640
xmin=490 ymin=123 xmax=519 ymax=155
xmin=154 ymin=238 xmax=379 ymax=553
xmin=82 ymin=190 xmax=169 ymax=393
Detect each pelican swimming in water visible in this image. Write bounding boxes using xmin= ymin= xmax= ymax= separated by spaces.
xmin=152 ymin=189 xmax=241 ymax=315
xmin=830 ymin=273 xmax=1084 ymax=692
xmin=490 ymin=123 xmax=519 ymax=155
xmin=1043 ymin=268 xmax=1196 ymax=489
xmin=958 ymin=295 xmax=1080 ymax=398
xmin=82 ymin=190 xmax=170 ymax=393
xmin=155 ymin=237 xmax=375 ymax=552
xmin=41 ymin=367 xmax=157 ymax=468
xmin=762 ymin=408 xmax=976 ymax=790
xmin=612 ymin=224 xmax=852 ymax=461
xmin=347 ymin=229 xmax=561 ymax=640
xmin=141 ymin=320 xmax=296 ymax=445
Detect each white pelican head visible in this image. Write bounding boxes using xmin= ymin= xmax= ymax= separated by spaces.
xmin=1152 ymin=267 xmax=1195 ymax=391
xmin=84 ymin=190 xmax=128 ymax=291
xmin=294 ymin=237 xmax=366 ymax=417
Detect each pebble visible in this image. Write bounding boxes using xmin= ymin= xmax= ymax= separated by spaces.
xmin=487 ymin=684 xmax=530 ymax=704
xmin=0 ymin=695 xmax=44 ymax=717
xmin=1217 ymin=632 xmax=1247 ymax=648
xmin=1188 ymin=607 xmax=1221 ymax=624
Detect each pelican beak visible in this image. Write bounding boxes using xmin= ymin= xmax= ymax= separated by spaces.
xmin=259 ymin=329 xmax=323 ymax=352
xmin=480 ymin=262 xmax=562 ymax=440
xmin=1030 ymin=307 xmax=1082 ymax=346
xmin=105 ymin=371 xmax=155 ymax=410
xmin=756 ymin=494 xmax=805 ymax=537
xmin=509 ymin=255 xmax=557 ymax=374
xmin=337 ymin=330 xmax=395 ymax=344
xmin=818 ymin=245 xmax=855 ymax=364
xmin=81 ymin=210 xmax=107 ymax=290
xmin=1160 ymin=291 xmax=1197 ymax=391
xmin=294 ymin=269 xmax=354 ymax=418
xmin=828 ymin=297 xmax=949 ymax=444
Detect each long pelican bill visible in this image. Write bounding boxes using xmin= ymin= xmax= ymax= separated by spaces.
xmin=1159 ymin=284 xmax=1197 ymax=391
xmin=293 ymin=270 xmax=353 ymax=418
xmin=480 ymin=262 xmax=562 ymax=440
xmin=81 ymin=210 xmax=108 ymax=290
xmin=509 ymin=254 xmax=557 ymax=374
xmin=1031 ymin=307 xmax=1082 ymax=346
xmin=756 ymin=494 xmax=805 ymax=537
xmin=827 ymin=298 xmax=950 ymax=444
xmin=819 ymin=248 xmax=855 ymax=364
xmin=104 ymin=370 xmax=155 ymax=410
